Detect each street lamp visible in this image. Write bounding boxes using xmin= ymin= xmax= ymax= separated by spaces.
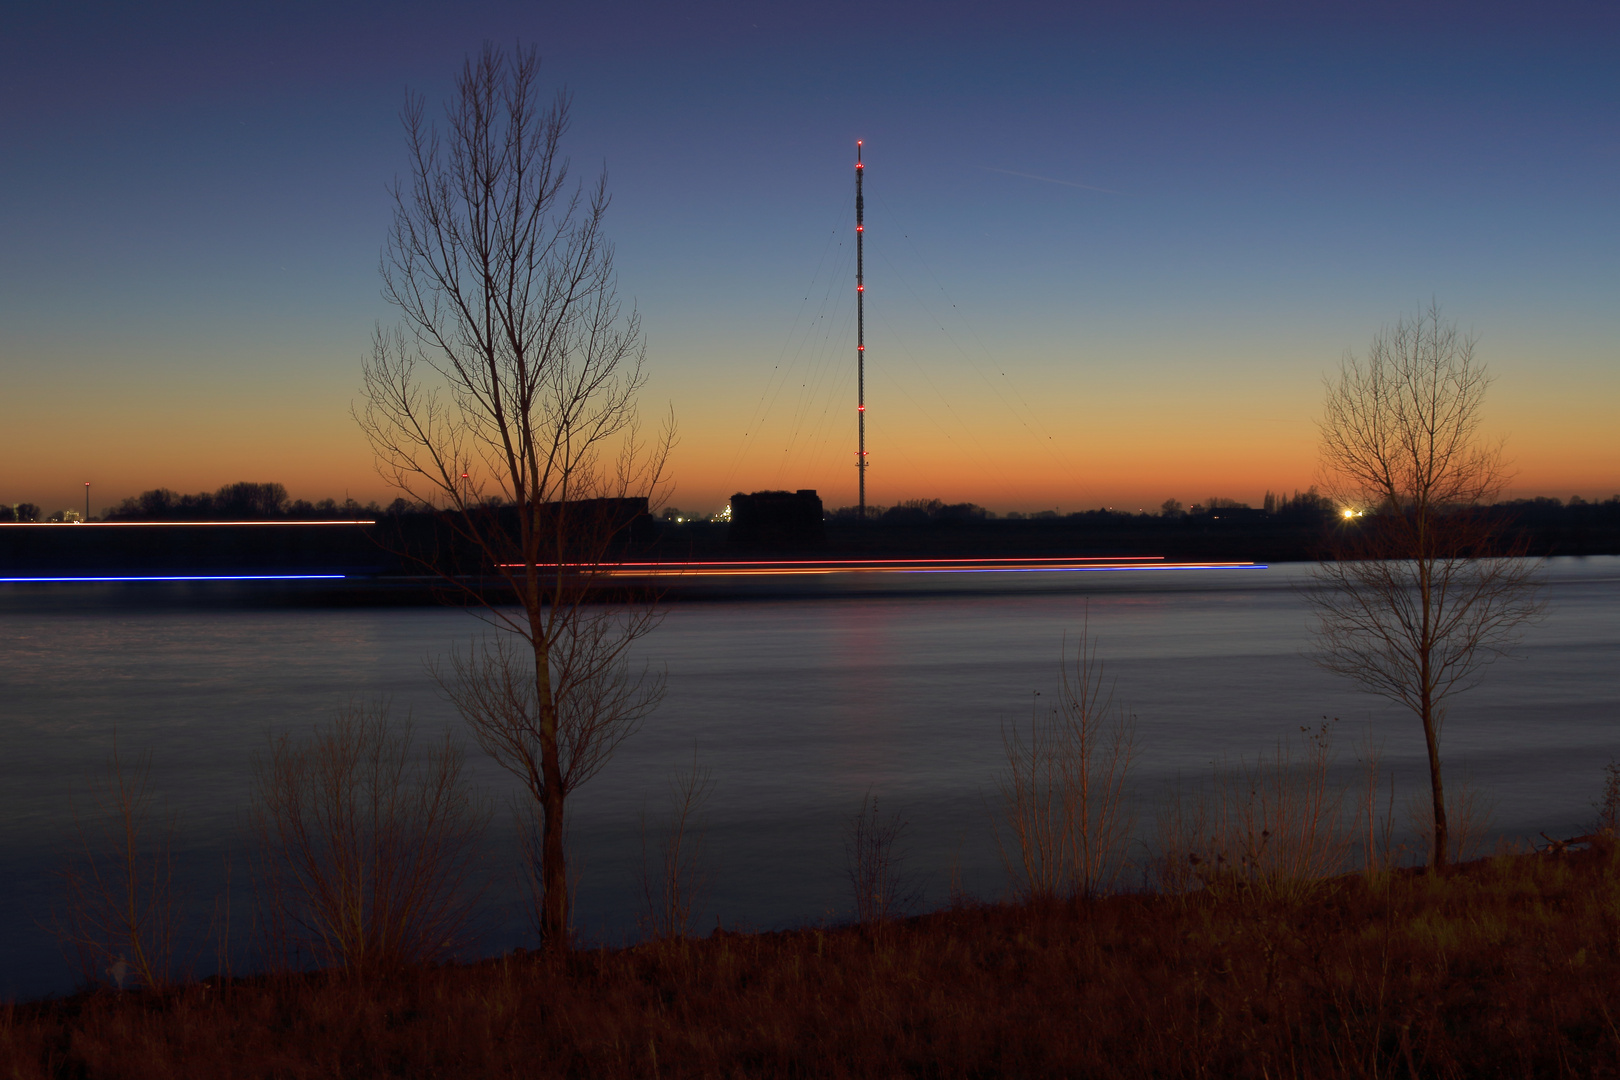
xmin=84 ymin=482 xmax=90 ymax=523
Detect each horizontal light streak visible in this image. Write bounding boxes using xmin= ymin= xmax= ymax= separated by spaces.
xmin=503 ymin=556 xmax=1163 ymax=571
xmin=601 ymin=563 xmax=1265 ymax=578
xmin=0 ymin=574 xmax=348 ymax=583
xmin=498 ymin=557 xmax=1266 ymax=578
xmin=0 ymin=521 xmax=374 ymax=527
xmin=895 ymin=562 xmax=1266 ymax=575
xmin=607 ymin=556 xmax=1164 ymax=568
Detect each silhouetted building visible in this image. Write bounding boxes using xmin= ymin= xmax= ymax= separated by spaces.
xmin=729 ymin=489 xmax=826 ymax=549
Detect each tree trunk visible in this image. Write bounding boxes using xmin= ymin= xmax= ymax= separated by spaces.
xmin=1415 ymin=534 xmax=1449 ymax=871
xmin=1421 ymin=689 xmax=1449 ymax=871
xmin=533 ymin=633 xmax=569 ymax=951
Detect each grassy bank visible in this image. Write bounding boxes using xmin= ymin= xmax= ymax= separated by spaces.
xmin=7 ymin=843 xmax=1620 ymax=1078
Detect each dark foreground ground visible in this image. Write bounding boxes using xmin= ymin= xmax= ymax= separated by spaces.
xmin=8 ymin=845 xmax=1620 ymax=1079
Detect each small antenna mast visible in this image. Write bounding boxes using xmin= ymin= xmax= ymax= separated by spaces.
xmin=855 ymin=140 xmax=867 ymax=518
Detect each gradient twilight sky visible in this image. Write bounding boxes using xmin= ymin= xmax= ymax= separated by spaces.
xmin=2 ymin=1 xmax=1616 ymax=516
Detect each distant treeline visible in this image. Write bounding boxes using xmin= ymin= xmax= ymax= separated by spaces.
xmin=9 ymin=482 xmax=1619 ymax=562
xmin=809 ymin=489 xmax=1620 ymax=528
xmin=811 ymin=489 xmax=1343 ymax=525
xmin=102 ymin=483 xmax=401 ymax=522
xmin=0 ymin=483 xmax=398 ymax=523
xmin=662 ymin=488 xmax=1620 ymax=561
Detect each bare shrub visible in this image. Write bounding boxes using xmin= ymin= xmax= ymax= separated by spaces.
xmin=844 ymin=793 xmax=917 ymax=924
xmin=639 ymin=753 xmax=714 ymax=940
xmin=1592 ymin=760 xmax=1620 ymax=835
xmin=48 ymin=738 xmax=179 ymax=990
xmin=209 ymin=854 xmax=234 ymax=986
xmin=1158 ymin=723 xmax=1352 ymax=903
xmin=1356 ymin=730 xmax=1399 ymax=877
xmin=252 ymin=702 xmax=488 ymax=974
xmin=995 ymin=627 xmax=1136 ymax=901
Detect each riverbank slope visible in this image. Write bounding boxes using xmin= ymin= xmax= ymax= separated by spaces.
xmin=7 ymin=843 xmax=1619 ymax=1078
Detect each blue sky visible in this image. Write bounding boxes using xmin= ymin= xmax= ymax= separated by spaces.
xmin=3 ymin=1 xmax=1615 ymax=514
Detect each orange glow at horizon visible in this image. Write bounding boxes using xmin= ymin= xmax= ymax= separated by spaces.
xmin=6 ymin=400 xmax=1615 ymax=519
xmin=3 ymin=333 xmax=1614 ymax=516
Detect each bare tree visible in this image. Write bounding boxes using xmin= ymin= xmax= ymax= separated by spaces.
xmin=356 ymin=44 xmax=673 ymax=949
xmin=1309 ymin=302 xmax=1540 ymax=870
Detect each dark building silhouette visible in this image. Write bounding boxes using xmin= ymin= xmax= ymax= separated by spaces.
xmin=729 ymin=490 xmax=826 ymax=550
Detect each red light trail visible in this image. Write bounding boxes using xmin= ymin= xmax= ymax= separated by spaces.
xmin=497 ymin=556 xmax=1267 ymax=579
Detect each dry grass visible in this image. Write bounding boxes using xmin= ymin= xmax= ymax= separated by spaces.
xmin=10 ymin=842 xmax=1620 ymax=1079
xmin=1157 ymin=722 xmax=1355 ymax=903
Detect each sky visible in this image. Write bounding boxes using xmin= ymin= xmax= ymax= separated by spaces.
xmin=2 ymin=0 xmax=1616 ymax=516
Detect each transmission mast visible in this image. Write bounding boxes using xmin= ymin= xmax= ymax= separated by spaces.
xmin=855 ymin=140 xmax=867 ymax=518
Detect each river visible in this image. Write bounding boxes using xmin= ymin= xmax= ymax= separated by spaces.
xmin=2 ymin=556 xmax=1616 ymax=999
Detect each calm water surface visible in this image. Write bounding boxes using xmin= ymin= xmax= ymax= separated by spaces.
xmin=3 ymin=557 xmax=1616 ymax=999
